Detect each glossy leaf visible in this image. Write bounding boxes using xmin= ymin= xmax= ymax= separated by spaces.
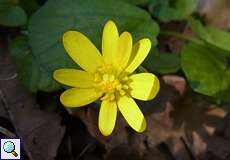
xmin=181 ymin=43 xmax=230 ymax=102
xmin=143 ymin=49 xmax=181 ymax=74
xmin=189 ymin=18 xmax=230 ymax=58
xmin=10 ymin=36 xmax=59 ymax=92
xmin=0 ymin=0 xmax=27 ymax=26
xmin=28 ymin=0 xmax=159 ymax=92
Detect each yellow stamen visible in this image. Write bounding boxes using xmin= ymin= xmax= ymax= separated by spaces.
xmin=93 ymin=63 xmax=130 ymax=102
xmin=123 ymin=84 xmax=129 ymax=90
xmin=116 ymin=84 xmax=122 ymax=90
xmin=94 ymin=73 xmax=101 ymax=82
xmin=119 ymin=89 xmax=126 ymax=96
xmin=110 ymin=94 xmax=115 ymax=101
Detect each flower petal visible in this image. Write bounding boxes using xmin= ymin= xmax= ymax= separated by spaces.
xmin=129 ymin=73 xmax=160 ymax=101
xmin=117 ymin=96 xmax=146 ymax=132
xmin=102 ymin=20 xmax=119 ymax=64
xmin=60 ymin=88 xmax=101 ymax=107
xmin=114 ymin=32 xmax=132 ymax=73
xmin=53 ymin=69 xmax=94 ymax=88
xmin=125 ymin=39 xmax=151 ymax=73
xmin=99 ymin=100 xmax=117 ymax=136
xmin=63 ymin=31 xmax=103 ymax=73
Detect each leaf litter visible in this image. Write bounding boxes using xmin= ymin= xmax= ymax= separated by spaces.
xmin=0 ymin=39 xmax=65 ymax=160
xmin=2 ymin=3 xmax=230 ymax=159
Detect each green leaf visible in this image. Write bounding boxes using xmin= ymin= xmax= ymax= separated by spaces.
xmin=181 ymin=43 xmax=230 ymax=102
xmin=149 ymin=0 xmax=198 ymax=22
xmin=0 ymin=0 xmax=27 ymax=26
xmin=121 ymin=0 xmax=149 ymax=5
xmin=188 ymin=18 xmax=230 ymax=57
xmin=143 ymin=49 xmax=181 ymax=74
xmin=10 ymin=36 xmax=59 ymax=92
xmin=28 ymin=0 xmax=159 ymax=92
xmin=19 ymin=0 xmax=39 ymax=15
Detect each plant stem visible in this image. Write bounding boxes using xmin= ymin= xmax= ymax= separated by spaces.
xmin=160 ymin=30 xmax=204 ymax=45
xmin=138 ymin=65 xmax=149 ymax=73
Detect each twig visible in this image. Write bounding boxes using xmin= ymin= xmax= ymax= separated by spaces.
xmin=76 ymin=142 xmax=94 ymax=160
xmin=0 ymin=73 xmax=17 ymax=81
xmin=160 ymin=30 xmax=204 ymax=45
xmin=0 ymin=126 xmax=17 ymax=138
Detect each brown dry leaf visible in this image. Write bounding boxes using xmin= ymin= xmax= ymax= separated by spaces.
xmin=172 ymin=94 xmax=230 ymax=159
xmin=0 ymin=48 xmax=65 ymax=160
xmin=68 ymin=75 xmax=188 ymax=159
xmin=199 ymin=0 xmax=230 ymax=30
xmin=224 ymin=114 xmax=230 ymax=141
xmin=67 ymin=74 xmax=230 ymax=160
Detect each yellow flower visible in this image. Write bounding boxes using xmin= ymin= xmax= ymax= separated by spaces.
xmin=53 ymin=20 xmax=160 ymax=136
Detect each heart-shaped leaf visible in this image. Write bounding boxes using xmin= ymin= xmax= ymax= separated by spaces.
xmin=143 ymin=50 xmax=181 ymax=74
xmin=189 ymin=18 xmax=230 ymax=57
xmin=181 ymin=43 xmax=230 ymax=102
xmin=10 ymin=36 xmax=59 ymax=92
xmin=26 ymin=0 xmax=159 ymax=92
xmin=0 ymin=0 xmax=27 ymax=26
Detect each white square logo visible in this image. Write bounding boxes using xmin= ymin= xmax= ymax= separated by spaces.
xmin=1 ymin=139 xmax=21 ymax=159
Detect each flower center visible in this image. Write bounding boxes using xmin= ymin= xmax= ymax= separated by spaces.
xmin=93 ymin=63 xmax=130 ymax=102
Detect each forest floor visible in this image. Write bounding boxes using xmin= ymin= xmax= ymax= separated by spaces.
xmin=1 ymin=0 xmax=230 ymax=159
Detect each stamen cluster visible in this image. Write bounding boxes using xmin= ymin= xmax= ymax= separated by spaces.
xmin=93 ymin=64 xmax=131 ymax=101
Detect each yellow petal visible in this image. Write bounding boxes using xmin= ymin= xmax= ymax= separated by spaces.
xmin=129 ymin=73 xmax=160 ymax=101
xmin=99 ymin=100 xmax=117 ymax=136
xmin=102 ymin=20 xmax=119 ymax=64
xmin=125 ymin=39 xmax=151 ymax=73
xmin=60 ymin=88 xmax=101 ymax=107
xmin=114 ymin=32 xmax=132 ymax=73
xmin=117 ymin=96 xmax=146 ymax=132
xmin=63 ymin=31 xmax=103 ymax=73
xmin=53 ymin=69 xmax=94 ymax=88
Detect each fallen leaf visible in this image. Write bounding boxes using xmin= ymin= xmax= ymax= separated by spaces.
xmin=67 ymin=74 xmax=230 ymax=160
xmin=199 ymin=0 xmax=230 ymax=30
xmin=0 ymin=48 xmax=65 ymax=160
